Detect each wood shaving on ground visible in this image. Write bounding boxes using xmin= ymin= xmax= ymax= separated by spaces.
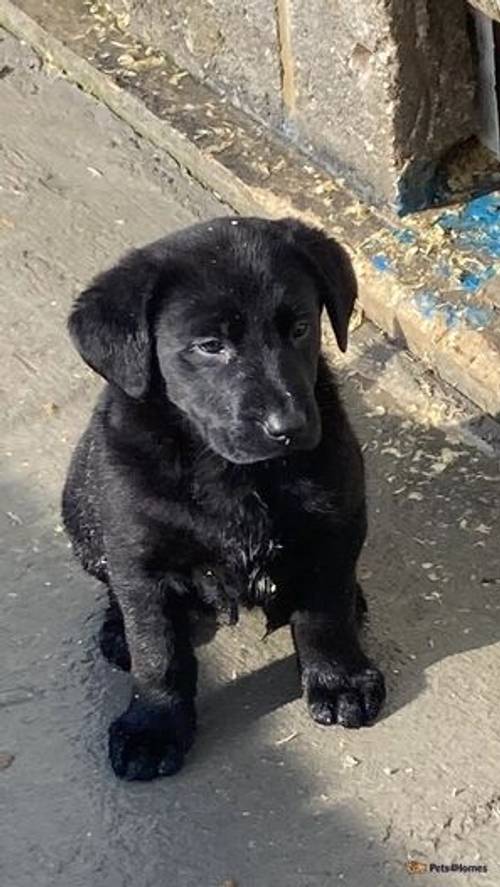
xmin=275 ymin=731 xmax=299 ymax=745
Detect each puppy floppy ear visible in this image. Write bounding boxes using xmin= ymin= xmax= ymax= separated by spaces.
xmin=69 ymin=250 xmax=160 ymax=398
xmin=281 ymin=219 xmax=357 ymax=352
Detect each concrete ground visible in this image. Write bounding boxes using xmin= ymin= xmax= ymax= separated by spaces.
xmin=1 ymin=32 xmax=500 ymax=887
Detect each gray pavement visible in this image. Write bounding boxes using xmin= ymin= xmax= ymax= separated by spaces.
xmin=1 ymin=32 xmax=500 ymax=887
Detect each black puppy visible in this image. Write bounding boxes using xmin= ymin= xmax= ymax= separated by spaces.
xmin=62 ymin=216 xmax=385 ymax=781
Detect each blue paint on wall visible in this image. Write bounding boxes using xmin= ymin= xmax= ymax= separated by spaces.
xmin=413 ymin=290 xmax=439 ymax=319
xmin=395 ymin=158 xmax=436 ymax=216
xmin=438 ymin=193 xmax=500 ymax=259
xmin=413 ymin=291 xmax=460 ymax=328
xmin=460 ymin=273 xmax=482 ymax=292
xmin=459 ymin=266 xmax=495 ymax=293
xmin=371 ymin=253 xmax=392 ymax=272
xmin=393 ymin=228 xmax=416 ymax=245
xmin=413 ymin=289 xmax=494 ymax=330
xmin=462 ymin=305 xmax=494 ymax=328
xmin=442 ymin=305 xmax=462 ymax=329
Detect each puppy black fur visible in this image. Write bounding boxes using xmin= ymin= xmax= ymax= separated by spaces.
xmin=62 ymin=217 xmax=385 ymax=780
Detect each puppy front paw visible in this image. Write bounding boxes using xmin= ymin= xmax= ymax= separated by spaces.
xmin=304 ymin=662 xmax=385 ymax=729
xmin=109 ymin=696 xmax=196 ymax=780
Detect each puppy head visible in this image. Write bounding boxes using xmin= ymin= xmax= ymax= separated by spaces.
xmin=69 ymin=217 xmax=357 ymax=464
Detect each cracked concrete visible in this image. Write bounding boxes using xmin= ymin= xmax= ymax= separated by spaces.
xmin=1 ymin=31 xmax=500 ymax=887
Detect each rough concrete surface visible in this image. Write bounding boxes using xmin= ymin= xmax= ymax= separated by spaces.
xmin=106 ymin=0 xmax=284 ymax=128
xmin=1 ymin=32 xmax=500 ymax=887
xmin=104 ymin=0 xmax=476 ymax=210
xmin=287 ymin=0 xmax=475 ymax=209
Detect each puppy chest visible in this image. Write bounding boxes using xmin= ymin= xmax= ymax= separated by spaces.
xmin=217 ymin=493 xmax=281 ymax=600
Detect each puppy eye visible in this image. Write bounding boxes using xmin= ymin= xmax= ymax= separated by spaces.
xmin=194 ymin=338 xmax=225 ymax=355
xmin=291 ymin=321 xmax=310 ymax=340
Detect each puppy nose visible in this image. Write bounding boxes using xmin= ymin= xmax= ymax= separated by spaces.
xmin=262 ymin=409 xmax=307 ymax=443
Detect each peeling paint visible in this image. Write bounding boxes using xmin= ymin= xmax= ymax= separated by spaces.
xmin=459 ymin=266 xmax=495 ymax=293
xmin=413 ymin=291 xmax=461 ymax=329
xmin=439 ymin=193 xmax=500 ymax=260
xmin=413 ymin=290 xmax=494 ymax=330
xmin=393 ymin=228 xmax=416 ymax=245
xmin=372 ymin=253 xmax=392 ymax=272
xmin=462 ymin=305 xmax=494 ymax=328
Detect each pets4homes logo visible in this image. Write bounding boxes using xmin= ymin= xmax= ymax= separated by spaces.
xmin=406 ymin=859 xmax=488 ymax=875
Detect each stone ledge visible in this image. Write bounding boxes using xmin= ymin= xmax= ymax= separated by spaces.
xmin=2 ymin=0 xmax=500 ymax=418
